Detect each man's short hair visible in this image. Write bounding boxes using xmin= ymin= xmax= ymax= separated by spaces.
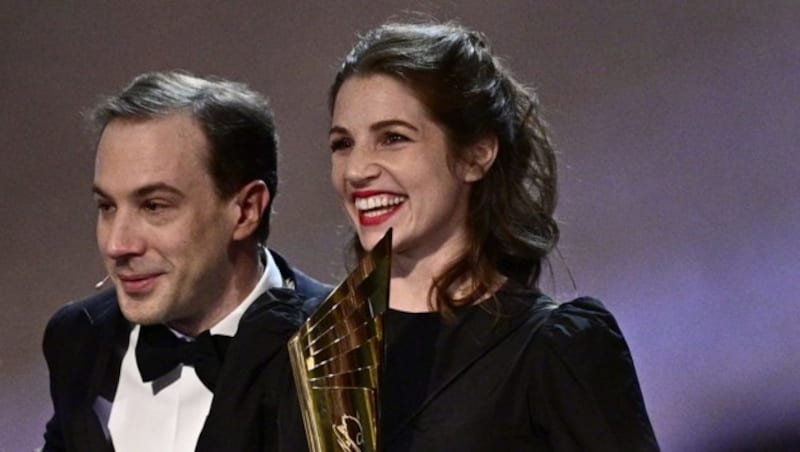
xmin=91 ymin=70 xmax=278 ymax=242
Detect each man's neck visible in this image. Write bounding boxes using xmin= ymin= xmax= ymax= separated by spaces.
xmin=168 ymin=245 xmax=264 ymax=337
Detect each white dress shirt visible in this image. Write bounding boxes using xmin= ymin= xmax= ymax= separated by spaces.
xmin=105 ymin=250 xmax=284 ymax=452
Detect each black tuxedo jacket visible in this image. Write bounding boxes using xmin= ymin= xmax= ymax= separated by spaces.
xmin=42 ymin=251 xmax=330 ymax=452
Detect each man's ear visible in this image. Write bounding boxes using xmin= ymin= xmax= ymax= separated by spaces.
xmin=460 ymin=134 xmax=498 ymax=182
xmin=231 ymin=180 xmax=270 ymax=241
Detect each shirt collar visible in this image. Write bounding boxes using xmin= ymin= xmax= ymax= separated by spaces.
xmin=208 ymin=247 xmax=284 ymax=337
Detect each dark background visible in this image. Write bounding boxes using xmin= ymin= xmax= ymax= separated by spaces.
xmin=2 ymin=1 xmax=798 ymax=450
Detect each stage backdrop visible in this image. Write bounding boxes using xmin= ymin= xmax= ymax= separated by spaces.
xmin=1 ymin=1 xmax=798 ymax=450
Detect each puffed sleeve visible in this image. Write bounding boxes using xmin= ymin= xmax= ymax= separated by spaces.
xmin=528 ymin=297 xmax=659 ymax=451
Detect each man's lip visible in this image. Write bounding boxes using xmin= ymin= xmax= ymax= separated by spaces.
xmin=115 ymin=273 xmax=163 ymax=294
xmin=116 ymin=272 xmax=162 ymax=281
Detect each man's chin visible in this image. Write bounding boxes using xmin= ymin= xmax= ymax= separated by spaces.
xmin=120 ymin=311 xmax=165 ymax=326
xmin=116 ymin=295 xmax=165 ymax=325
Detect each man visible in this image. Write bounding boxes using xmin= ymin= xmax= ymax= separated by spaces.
xmin=42 ymin=71 xmax=328 ymax=451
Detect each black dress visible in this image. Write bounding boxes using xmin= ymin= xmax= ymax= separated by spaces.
xmin=380 ymin=286 xmax=659 ymax=451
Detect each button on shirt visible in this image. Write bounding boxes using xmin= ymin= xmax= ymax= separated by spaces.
xmin=106 ymin=250 xmax=284 ymax=452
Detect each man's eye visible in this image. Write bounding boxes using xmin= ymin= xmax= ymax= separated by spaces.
xmin=330 ymin=137 xmax=353 ymax=153
xmin=143 ymin=201 xmax=168 ymax=212
xmin=96 ymin=201 xmax=114 ymax=213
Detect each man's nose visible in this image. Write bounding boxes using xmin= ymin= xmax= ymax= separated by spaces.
xmin=99 ymin=210 xmax=146 ymax=260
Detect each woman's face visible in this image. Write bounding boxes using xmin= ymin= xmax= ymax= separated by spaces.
xmin=329 ymin=74 xmax=474 ymax=260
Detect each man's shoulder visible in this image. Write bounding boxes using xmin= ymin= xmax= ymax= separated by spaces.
xmin=46 ymin=288 xmax=120 ymax=334
xmin=43 ymin=289 xmax=123 ymax=366
xmin=267 ymin=248 xmax=332 ymax=300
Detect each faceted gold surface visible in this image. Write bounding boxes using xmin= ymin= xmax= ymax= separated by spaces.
xmin=289 ymin=230 xmax=391 ymax=452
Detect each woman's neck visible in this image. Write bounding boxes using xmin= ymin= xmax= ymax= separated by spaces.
xmin=386 ymin=237 xmax=506 ymax=313
xmin=388 ymin=242 xmax=460 ymax=313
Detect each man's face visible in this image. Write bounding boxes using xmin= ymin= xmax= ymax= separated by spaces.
xmin=93 ymin=114 xmax=239 ymax=334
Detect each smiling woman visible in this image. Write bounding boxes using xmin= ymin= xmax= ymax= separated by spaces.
xmin=328 ymin=21 xmax=660 ymax=451
xmin=330 ymin=74 xmax=480 ymax=300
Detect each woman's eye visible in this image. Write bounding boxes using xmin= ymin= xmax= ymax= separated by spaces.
xmin=330 ymin=137 xmax=353 ymax=152
xmin=383 ymin=132 xmax=408 ymax=145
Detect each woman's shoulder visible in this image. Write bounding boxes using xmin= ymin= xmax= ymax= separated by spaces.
xmin=544 ymin=296 xmax=620 ymax=333
xmin=495 ymin=285 xmax=620 ymax=333
xmin=492 ymin=288 xmax=629 ymax=357
xmin=522 ymin=296 xmax=659 ymax=449
xmin=476 ymin=287 xmax=634 ymax=366
xmin=537 ymin=296 xmax=628 ymax=353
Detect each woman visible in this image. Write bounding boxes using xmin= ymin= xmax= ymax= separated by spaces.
xmin=327 ymin=21 xmax=658 ymax=451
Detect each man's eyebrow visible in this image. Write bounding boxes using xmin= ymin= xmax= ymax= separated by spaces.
xmin=92 ymin=185 xmax=110 ymax=198
xmin=328 ymin=125 xmax=348 ymax=136
xmin=92 ymin=183 xmax=185 ymax=199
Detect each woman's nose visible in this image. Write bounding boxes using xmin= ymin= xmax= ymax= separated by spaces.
xmin=343 ymin=145 xmax=381 ymax=187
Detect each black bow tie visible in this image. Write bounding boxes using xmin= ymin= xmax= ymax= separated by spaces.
xmin=135 ymin=324 xmax=232 ymax=391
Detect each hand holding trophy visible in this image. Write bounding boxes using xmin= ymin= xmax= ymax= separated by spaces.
xmin=288 ymin=230 xmax=391 ymax=452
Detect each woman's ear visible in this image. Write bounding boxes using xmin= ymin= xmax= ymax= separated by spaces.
xmin=460 ymin=134 xmax=498 ymax=182
xmin=231 ymin=180 xmax=270 ymax=241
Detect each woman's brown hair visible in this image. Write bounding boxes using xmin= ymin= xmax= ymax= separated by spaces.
xmin=330 ymin=21 xmax=559 ymax=316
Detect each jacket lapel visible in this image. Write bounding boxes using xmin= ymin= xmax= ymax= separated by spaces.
xmin=66 ymin=291 xmax=129 ymax=451
xmin=387 ymin=291 xmax=556 ymax=443
xmin=269 ymin=248 xmax=331 ymax=309
xmin=197 ymin=289 xmax=305 ymax=451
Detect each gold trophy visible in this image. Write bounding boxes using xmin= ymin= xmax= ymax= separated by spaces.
xmin=288 ymin=230 xmax=391 ymax=452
